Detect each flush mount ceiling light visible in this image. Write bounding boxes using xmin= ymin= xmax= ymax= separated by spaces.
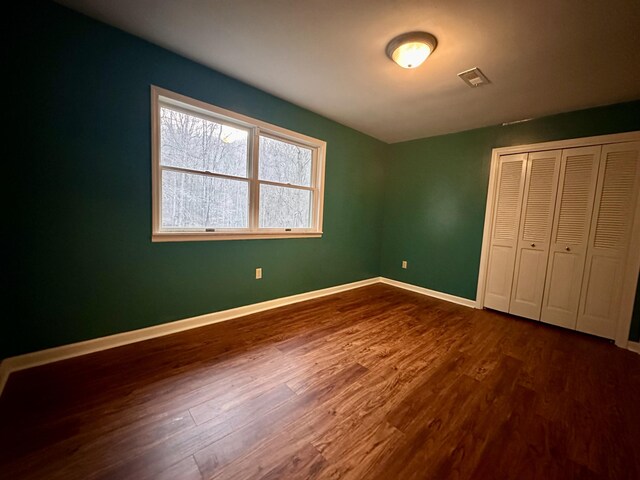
xmin=386 ymin=31 xmax=438 ymax=69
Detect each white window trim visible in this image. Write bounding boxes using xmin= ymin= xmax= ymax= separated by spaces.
xmin=151 ymin=86 xmax=326 ymax=242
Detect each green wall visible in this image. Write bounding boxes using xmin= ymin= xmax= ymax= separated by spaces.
xmin=6 ymin=2 xmax=640 ymax=360
xmin=5 ymin=2 xmax=386 ymax=359
xmin=380 ymin=101 xmax=640 ymax=341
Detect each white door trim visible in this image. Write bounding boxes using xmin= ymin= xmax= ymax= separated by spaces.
xmin=476 ymin=131 xmax=640 ymax=348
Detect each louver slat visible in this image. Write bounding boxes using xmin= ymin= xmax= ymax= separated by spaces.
xmin=522 ymin=157 xmax=556 ymax=242
xmin=494 ymin=161 xmax=523 ymax=241
xmin=593 ymin=151 xmax=638 ymax=249
xmin=555 ymin=155 xmax=594 ymax=245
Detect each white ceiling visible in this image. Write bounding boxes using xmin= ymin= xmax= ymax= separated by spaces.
xmin=56 ymin=0 xmax=640 ymax=143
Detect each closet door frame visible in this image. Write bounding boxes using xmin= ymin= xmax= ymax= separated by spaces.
xmin=476 ymin=131 xmax=640 ymax=349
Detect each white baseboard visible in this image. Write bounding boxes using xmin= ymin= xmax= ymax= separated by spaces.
xmin=2 ymin=272 xmax=631 ymax=397
xmin=379 ymin=277 xmax=477 ymax=308
xmin=0 ymin=277 xmax=379 ymax=397
xmin=0 ymin=276 xmax=482 ymax=397
xmin=0 ymin=276 xmax=485 ymax=397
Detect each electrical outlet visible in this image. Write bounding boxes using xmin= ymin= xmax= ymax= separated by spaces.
xmin=255 ymin=267 xmax=262 ymax=279
xmin=402 ymin=260 xmax=408 ymax=269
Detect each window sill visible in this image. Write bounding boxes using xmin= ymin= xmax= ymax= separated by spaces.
xmin=152 ymin=232 xmax=323 ymax=242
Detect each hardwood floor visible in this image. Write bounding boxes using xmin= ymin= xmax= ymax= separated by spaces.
xmin=1 ymin=284 xmax=639 ymax=479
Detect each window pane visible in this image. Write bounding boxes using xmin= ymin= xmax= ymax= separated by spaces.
xmin=259 ymin=184 xmax=312 ymax=228
xmin=160 ymin=107 xmax=248 ymax=177
xmin=259 ymin=136 xmax=313 ymax=187
xmin=162 ymin=170 xmax=248 ymax=228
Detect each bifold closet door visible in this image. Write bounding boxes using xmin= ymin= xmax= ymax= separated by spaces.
xmin=484 ymin=153 xmax=527 ymax=312
xmin=540 ymin=146 xmax=601 ymax=329
xmin=509 ymin=150 xmax=561 ymax=320
xmin=577 ymin=141 xmax=640 ymax=338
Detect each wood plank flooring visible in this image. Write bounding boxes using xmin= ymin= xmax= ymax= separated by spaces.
xmin=1 ymin=284 xmax=639 ymax=479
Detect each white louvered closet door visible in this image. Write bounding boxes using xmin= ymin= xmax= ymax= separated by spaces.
xmin=540 ymin=146 xmax=601 ymax=329
xmin=484 ymin=153 xmax=527 ymax=312
xmin=577 ymin=142 xmax=640 ymax=338
xmin=509 ymin=150 xmax=561 ymax=320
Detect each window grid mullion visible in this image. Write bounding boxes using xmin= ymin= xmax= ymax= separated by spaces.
xmin=256 ymin=179 xmax=315 ymax=192
xmin=160 ymin=165 xmax=249 ymax=183
xmin=249 ymin=128 xmax=260 ymax=232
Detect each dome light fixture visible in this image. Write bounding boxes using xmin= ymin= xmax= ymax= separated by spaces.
xmin=386 ymin=31 xmax=438 ymax=69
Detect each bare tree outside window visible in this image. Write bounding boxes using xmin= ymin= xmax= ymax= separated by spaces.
xmin=160 ymin=108 xmax=249 ymax=228
xmin=259 ymin=136 xmax=312 ymax=186
xmin=259 ymin=136 xmax=313 ymax=228
xmin=260 ymin=184 xmax=311 ymax=228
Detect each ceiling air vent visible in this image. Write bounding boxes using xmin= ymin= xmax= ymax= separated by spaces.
xmin=458 ymin=67 xmax=490 ymax=87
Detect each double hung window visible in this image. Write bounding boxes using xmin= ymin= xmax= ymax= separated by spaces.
xmin=151 ymin=87 xmax=326 ymax=241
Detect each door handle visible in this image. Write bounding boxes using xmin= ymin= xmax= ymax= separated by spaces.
xmin=530 ymin=243 xmax=536 ymax=247
xmin=565 ymin=246 xmax=571 ymax=251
